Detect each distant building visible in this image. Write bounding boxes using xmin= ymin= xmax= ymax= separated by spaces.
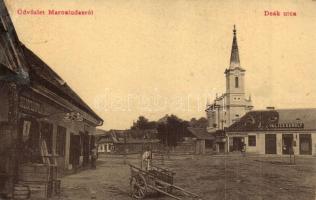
xmin=96 ymin=129 xmax=160 ymax=154
xmin=187 ymin=127 xmax=214 ymax=154
xmin=206 ymin=26 xmax=253 ymax=133
xmin=226 ymin=108 xmax=316 ymax=156
xmin=96 ymin=129 xmax=111 ymax=153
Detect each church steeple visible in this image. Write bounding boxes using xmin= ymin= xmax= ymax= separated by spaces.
xmin=229 ymin=25 xmax=240 ymax=69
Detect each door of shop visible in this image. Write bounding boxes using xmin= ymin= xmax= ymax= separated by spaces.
xmin=69 ymin=133 xmax=81 ymax=169
xmin=40 ymin=122 xmax=53 ymax=154
xmin=81 ymin=132 xmax=90 ymax=166
xmin=232 ymin=137 xmax=243 ymax=151
xmin=299 ymin=134 xmax=312 ymax=155
xmin=265 ymin=134 xmax=277 ymax=154
xmin=282 ymin=134 xmax=293 ymax=155
xmin=218 ymin=142 xmax=225 ymax=153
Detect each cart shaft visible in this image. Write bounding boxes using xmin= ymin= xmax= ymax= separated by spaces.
xmin=147 ymin=185 xmax=182 ymax=200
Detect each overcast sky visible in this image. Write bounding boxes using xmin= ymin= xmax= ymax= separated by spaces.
xmin=5 ymin=0 xmax=316 ymax=130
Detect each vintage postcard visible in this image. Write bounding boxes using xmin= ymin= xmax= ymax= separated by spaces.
xmin=0 ymin=0 xmax=315 ymax=199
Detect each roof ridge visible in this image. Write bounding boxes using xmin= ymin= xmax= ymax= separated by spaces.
xmin=251 ymin=108 xmax=316 ymax=112
xmin=22 ymin=45 xmax=103 ymax=123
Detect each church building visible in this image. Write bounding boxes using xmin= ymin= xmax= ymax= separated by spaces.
xmin=206 ymin=26 xmax=253 ymax=133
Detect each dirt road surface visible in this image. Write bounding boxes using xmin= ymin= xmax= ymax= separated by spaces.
xmin=52 ymin=154 xmax=316 ymax=200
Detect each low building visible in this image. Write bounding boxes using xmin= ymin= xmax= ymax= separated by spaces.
xmin=187 ymin=127 xmax=214 ymax=154
xmin=97 ymin=129 xmax=160 ymax=154
xmin=96 ymin=130 xmax=115 ymax=153
xmin=225 ymin=108 xmax=316 ymax=156
xmin=213 ymin=130 xmax=227 ymax=153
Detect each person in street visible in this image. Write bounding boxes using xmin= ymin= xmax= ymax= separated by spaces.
xmin=142 ymin=147 xmax=152 ymax=171
xmin=91 ymin=146 xmax=98 ymax=169
xmin=241 ymin=139 xmax=246 ymax=156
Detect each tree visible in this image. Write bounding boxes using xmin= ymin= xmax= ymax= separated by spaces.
xmin=131 ymin=116 xmax=157 ymax=130
xmin=157 ymin=114 xmax=190 ymax=147
xmin=189 ymin=117 xmax=208 ymax=129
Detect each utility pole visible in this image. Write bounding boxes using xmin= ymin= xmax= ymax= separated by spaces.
xmin=124 ymin=132 xmax=127 ymax=165
xmin=166 ymin=128 xmax=170 ymax=159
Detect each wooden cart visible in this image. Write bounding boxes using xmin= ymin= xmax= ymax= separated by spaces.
xmin=129 ymin=164 xmax=201 ymax=200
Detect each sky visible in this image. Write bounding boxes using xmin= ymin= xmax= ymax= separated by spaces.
xmin=5 ymin=0 xmax=316 ymax=130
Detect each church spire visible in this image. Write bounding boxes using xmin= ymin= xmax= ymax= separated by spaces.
xmin=229 ymin=25 xmax=240 ymax=68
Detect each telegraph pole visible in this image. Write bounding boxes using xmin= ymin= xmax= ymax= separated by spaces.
xmin=124 ymin=132 xmax=127 ymax=164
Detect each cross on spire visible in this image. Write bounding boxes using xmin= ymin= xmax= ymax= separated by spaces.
xmin=233 ymin=24 xmax=236 ymax=35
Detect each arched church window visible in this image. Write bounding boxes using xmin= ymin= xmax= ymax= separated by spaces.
xmin=235 ymin=77 xmax=239 ymax=88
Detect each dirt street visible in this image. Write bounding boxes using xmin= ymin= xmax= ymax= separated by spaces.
xmin=52 ymin=154 xmax=316 ymax=200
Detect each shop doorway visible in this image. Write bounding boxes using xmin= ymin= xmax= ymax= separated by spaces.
xmin=282 ymin=134 xmax=293 ymax=155
xmin=81 ymin=132 xmax=90 ymax=166
xmin=40 ymin=122 xmax=53 ymax=154
xmin=232 ymin=137 xmax=244 ymax=152
xmin=299 ymin=134 xmax=312 ymax=155
xmin=69 ymin=133 xmax=81 ymax=169
xmin=218 ymin=142 xmax=225 ymax=153
xmin=265 ymin=134 xmax=277 ymax=154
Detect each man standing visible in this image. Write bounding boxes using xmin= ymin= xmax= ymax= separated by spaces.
xmin=141 ymin=148 xmax=152 ymax=171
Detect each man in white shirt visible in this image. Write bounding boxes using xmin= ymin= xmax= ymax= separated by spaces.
xmin=142 ymin=148 xmax=152 ymax=171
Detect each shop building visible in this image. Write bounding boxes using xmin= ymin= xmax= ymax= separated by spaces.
xmin=0 ymin=1 xmax=103 ymax=197
xmin=225 ymin=108 xmax=316 ymax=156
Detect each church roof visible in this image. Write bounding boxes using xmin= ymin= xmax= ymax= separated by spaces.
xmin=226 ymin=108 xmax=316 ymax=132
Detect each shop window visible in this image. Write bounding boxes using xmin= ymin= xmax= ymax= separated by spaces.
xmin=22 ymin=120 xmax=31 ymax=141
xmin=56 ymin=126 xmax=66 ymax=156
xmin=248 ymin=135 xmax=256 ymax=146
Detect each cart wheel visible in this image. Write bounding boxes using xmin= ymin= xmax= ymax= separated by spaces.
xmin=130 ymin=174 xmax=147 ymax=199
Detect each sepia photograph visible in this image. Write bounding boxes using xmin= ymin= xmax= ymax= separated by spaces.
xmin=0 ymin=0 xmax=315 ymax=199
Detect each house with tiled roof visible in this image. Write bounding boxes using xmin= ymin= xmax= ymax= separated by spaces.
xmin=96 ymin=129 xmax=160 ymax=154
xmin=225 ymin=108 xmax=316 ymax=156
xmin=187 ymin=127 xmax=214 ymax=154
